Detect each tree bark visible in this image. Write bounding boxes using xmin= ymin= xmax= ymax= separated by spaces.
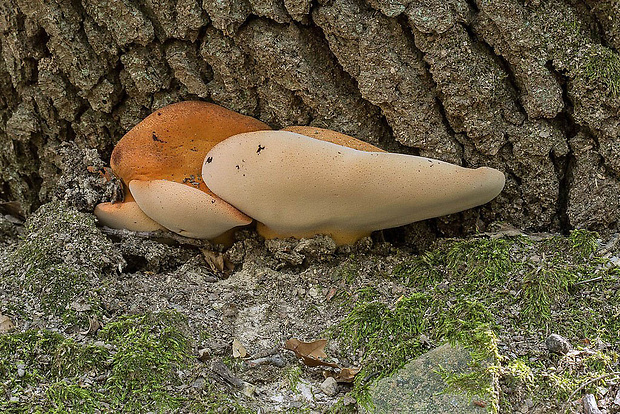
xmin=1 ymin=0 xmax=619 ymax=235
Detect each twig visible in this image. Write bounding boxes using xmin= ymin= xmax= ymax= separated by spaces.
xmin=574 ymin=276 xmax=604 ymax=286
xmin=101 ymin=226 xmax=214 ymax=249
xmin=563 ymin=371 xmax=620 ymax=413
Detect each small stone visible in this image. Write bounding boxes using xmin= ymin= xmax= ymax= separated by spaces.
xmin=242 ymin=382 xmax=256 ymax=397
xmin=192 ymin=377 xmax=206 ymax=389
xmin=583 ymin=394 xmax=602 ymax=414
xmin=343 ymin=394 xmax=356 ymax=405
xmin=321 ymin=376 xmax=339 ymax=396
xmin=17 ymin=368 xmax=25 ymax=377
xmin=614 ymin=389 xmax=620 ymax=405
xmin=545 ymin=334 xmax=571 ymax=355
xmin=197 ymin=348 xmax=211 ymax=362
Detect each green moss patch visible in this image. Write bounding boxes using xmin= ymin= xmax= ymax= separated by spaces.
xmin=0 ymin=311 xmax=252 ymax=413
xmin=0 ymin=202 xmax=124 ymax=316
xmin=584 ymin=46 xmax=620 ymax=97
xmin=334 ymin=230 xmax=620 ymax=412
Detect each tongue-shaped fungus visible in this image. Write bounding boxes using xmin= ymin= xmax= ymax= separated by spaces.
xmin=202 ymin=130 xmax=505 ymax=245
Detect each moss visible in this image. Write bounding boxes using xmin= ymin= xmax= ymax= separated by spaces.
xmin=98 ymin=312 xmax=192 ymax=411
xmin=0 ymin=311 xmax=253 ymax=413
xmin=336 ymin=292 xmax=496 ymax=408
xmin=336 ymin=230 xmax=619 ymax=412
xmin=584 ymin=46 xmax=620 ymax=96
xmin=285 ymin=365 xmax=303 ymax=393
xmin=0 ymin=201 xmax=124 ymax=317
xmin=334 ymin=260 xmax=359 ymax=283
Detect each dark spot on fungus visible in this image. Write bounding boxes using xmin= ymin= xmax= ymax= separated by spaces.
xmin=257 ymin=144 xmax=265 ymax=154
xmin=111 ymin=148 xmax=123 ymax=167
xmin=157 ymin=112 xmax=162 ymax=116
xmin=236 ymin=165 xmax=239 ymax=169
xmin=211 ymin=200 xmax=215 ymax=204
xmin=190 ymin=147 xmax=198 ymax=152
xmin=152 ymin=132 xmax=167 ymax=143
xmin=206 ymin=157 xmax=213 ymax=164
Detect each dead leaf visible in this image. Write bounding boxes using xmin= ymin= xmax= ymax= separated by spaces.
xmin=325 ymin=287 xmax=338 ymax=301
xmin=285 ymin=338 xmax=339 ymax=368
xmin=323 ymin=367 xmax=360 ymax=383
xmin=0 ymin=313 xmax=15 ymax=333
xmin=334 ymin=367 xmax=360 ymax=383
xmin=232 ymin=338 xmax=247 ymax=358
xmin=202 ymin=249 xmax=235 ymax=273
xmin=79 ymin=316 xmax=100 ymax=336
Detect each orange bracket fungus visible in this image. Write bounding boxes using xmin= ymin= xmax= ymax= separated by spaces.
xmin=94 ymin=101 xmax=269 ymax=240
xmin=202 ymin=130 xmax=505 ymax=245
xmin=95 ymin=101 xmax=505 ymax=246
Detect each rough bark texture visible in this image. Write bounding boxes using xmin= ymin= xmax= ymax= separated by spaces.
xmin=1 ymin=0 xmax=619 ymax=235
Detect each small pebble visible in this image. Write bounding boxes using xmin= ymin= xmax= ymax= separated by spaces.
xmin=320 ymin=377 xmax=338 ymax=396
xmin=343 ymin=394 xmax=356 ymax=405
xmin=192 ymin=377 xmax=206 ymax=389
xmin=545 ymin=334 xmax=571 ymax=355
xmin=583 ymin=394 xmax=602 ymax=414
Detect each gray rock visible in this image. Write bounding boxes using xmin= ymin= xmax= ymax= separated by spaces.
xmin=545 ymin=334 xmax=571 ymax=355
xmin=320 ymin=377 xmax=338 ymax=396
xmin=365 ymin=344 xmax=490 ymax=413
xmin=583 ymin=394 xmax=602 ymax=414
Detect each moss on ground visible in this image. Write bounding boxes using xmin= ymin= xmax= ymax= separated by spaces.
xmin=0 ymin=201 xmax=124 ymax=317
xmin=584 ymin=46 xmax=620 ymax=97
xmin=333 ymin=230 xmax=620 ymax=412
xmin=0 ymin=311 xmax=253 ymax=413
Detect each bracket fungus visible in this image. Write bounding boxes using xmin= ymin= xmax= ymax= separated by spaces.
xmin=202 ymin=130 xmax=505 ymax=245
xmin=93 ymin=194 xmax=165 ymax=233
xmin=94 ymin=101 xmax=269 ymax=240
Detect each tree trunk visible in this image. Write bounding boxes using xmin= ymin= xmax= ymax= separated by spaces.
xmin=1 ymin=0 xmax=619 ymax=235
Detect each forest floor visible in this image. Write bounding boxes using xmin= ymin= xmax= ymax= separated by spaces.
xmin=0 ymin=202 xmax=619 ymax=413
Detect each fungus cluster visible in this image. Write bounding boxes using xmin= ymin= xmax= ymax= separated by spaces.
xmin=95 ymin=101 xmax=505 ymax=245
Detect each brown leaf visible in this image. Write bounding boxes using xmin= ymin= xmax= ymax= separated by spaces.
xmin=79 ymin=316 xmax=100 ymax=336
xmin=285 ymin=338 xmax=339 ymax=368
xmin=325 ymin=287 xmax=338 ymax=301
xmin=202 ymin=249 xmax=235 ymax=273
xmin=0 ymin=313 xmax=15 ymax=333
xmin=335 ymin=367 xmax=360 ymax=383
xmin=232 ymin=338 xmax=247 ymax=358
xmin=323 ymin=367 xmax=360 ymax=383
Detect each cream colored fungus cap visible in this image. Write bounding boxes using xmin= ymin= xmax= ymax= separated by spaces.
xmin=202 ymin=130 xmax=505 ymax=241
xmin=129 ymin=179 xmax=252 ymax=240
xmin=94 ymin=201 xmax=165 ymax=232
